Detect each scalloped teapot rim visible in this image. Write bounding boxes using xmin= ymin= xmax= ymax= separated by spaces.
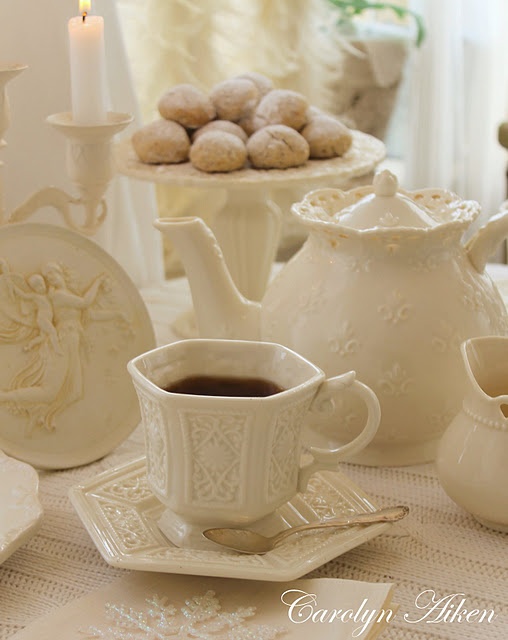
xmin=291 ymin=170 xmax=481 ymax=235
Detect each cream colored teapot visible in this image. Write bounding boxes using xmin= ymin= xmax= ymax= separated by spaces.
xmin=155 ymin=170 xmax=508 ymax=466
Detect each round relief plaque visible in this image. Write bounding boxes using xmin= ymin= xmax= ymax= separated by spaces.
xmin=0 ymin=223 xmax=156 ymax=469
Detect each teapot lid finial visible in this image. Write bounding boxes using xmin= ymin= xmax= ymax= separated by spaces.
xmin=373 ymin=170 xmax=398 ymax=197
xmin=335 ymin=169 xmax=439 ymax=230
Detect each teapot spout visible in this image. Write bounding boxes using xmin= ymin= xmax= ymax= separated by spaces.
xmin=154 ymin=217 xmax=261 ymax=340
xmin=466 ymin=206 xmax=508 ymax=272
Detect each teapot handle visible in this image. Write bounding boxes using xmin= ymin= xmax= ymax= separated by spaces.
xmin=466 ymin=204 xmax=508 ymax=273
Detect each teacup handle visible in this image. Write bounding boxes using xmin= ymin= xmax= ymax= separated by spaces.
xmin=298 ymin=371 xmax=381 ymax=492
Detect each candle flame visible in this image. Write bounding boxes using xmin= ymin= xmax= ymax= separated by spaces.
xmin=79 ymin=0 xmax=91 ymax=18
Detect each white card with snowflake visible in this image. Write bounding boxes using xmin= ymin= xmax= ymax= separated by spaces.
xmin=10 ymin=572 xmax=395 ymax=640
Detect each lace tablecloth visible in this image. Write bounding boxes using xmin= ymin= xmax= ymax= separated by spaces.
xmin=1 ymin=267 xmax=507 ymax=640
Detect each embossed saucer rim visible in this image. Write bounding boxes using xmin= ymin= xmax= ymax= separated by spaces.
xmin=69 ymin=456 xmax=391 ymax=582
xmin=0 ymin=449 xmax=43 ymax=564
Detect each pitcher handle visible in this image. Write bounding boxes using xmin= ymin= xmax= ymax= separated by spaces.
xmin=297 ymin=371 xmax=381 ymax=492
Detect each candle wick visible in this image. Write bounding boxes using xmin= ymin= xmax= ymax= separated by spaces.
xmin=82 ymin=12 xmax=87 ymax=23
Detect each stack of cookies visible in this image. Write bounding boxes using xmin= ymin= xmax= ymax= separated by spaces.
xmin=133 ymin=72 xmax=353 ymax=173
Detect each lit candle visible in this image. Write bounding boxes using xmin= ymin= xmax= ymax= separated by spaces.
xmin=68 ymin=0 xmax=107 ymax=124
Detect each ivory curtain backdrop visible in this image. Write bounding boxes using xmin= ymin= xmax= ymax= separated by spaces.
xmin=405 ymin=0 xmax=508 ymax=225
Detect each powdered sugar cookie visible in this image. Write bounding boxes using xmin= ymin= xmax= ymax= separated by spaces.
xmin=247 ymin=124 xmax=309 ymax=169
xmin=253 ymin=89 xmax=308 ymax=131
xmin=158 ymin=84 xmax=215 ymax=129
xmin=210 ymin=78 xmax=259 ymax=122
xmin=132 ymin=119 xmax=190 ymax=164
xmin=192 ymin=119 xmax=248 ymax=143
xmin=190 ymin=131 xmax=247 ymax=172
xmin=301 ymin=115 xmax=353 ymax=158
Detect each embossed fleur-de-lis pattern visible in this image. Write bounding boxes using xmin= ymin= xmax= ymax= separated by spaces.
xmin=431 ymin=320 xmax=465 ymax=353
xmin=262 ymin=185 xmax=508 ymax=456
xmin=262 ymin=198 xmax=508 ymax=464
xmin=137 ymin=390 xmax=168 ymax=496
xmin=378 ymin=290 xmax=412 ymax=325
xmin=409 ymin=244 xmax=456 ymax=272
xmin=297 ymin=283 xmax=328 ymax=315
xmin=328 ymin=321 xmax=360 ymax=357
xmin=267 ymin=401 xmax=309 ymax=501
xmin=378 ymin=363 xmax=414 ymax=397
xmin=180 ymin=410 xmax=248 ymax=507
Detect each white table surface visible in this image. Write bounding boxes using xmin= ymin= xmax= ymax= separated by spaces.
xmin=1 ymin=266 xmax=507 ymax=640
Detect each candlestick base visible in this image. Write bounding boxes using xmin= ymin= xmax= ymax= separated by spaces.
xmin=6 ymin=111 xmax=133 ymax=235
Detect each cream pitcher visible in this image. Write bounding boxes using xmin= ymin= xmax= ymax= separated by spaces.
xmin=155 ymin=171 xmax=508 ymax=466
xmin=436 ymin=336 xmax=508 ymax=532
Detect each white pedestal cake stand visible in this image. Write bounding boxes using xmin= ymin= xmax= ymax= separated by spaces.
xmin=116 ymin=131 xmax=385 ymax=334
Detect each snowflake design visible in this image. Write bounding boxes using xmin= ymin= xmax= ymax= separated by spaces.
xmin=81 ymin=591 xmax=286 ymax=640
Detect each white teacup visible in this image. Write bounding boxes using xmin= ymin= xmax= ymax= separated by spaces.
xmin=128 ymin=339 xmax=380 ymax=548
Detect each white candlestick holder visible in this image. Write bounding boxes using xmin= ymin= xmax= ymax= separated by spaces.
xmin=0 ymin=63 xmax=28 ymax=222
xmin=0 ymin=64 xmax=133 ymax=235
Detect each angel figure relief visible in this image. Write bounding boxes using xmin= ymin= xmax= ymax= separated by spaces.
xmin=0 ymin=260 xmax=133 ymax=435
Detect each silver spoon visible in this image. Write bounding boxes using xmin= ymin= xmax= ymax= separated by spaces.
xmin=203 ymin=505 xmax=409 ymax=554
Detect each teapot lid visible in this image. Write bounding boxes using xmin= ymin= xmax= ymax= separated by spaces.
xmin=338 ymin=170 xmax=439 ymax=230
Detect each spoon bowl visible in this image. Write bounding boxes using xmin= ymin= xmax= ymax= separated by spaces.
xmin=203 ymin=505 xmax=409 ymax=554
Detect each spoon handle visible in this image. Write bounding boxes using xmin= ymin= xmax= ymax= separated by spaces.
xmin=272 ymin=505 xmax=409 ymax=547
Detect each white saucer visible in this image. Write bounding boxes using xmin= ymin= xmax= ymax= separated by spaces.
xmin=0 ymin=449 xmax=43 ymax=564
xmin=0 ymin=223 xmax=156 ymax=469
xmin=70 ymin=457 xmax=391 ymax=581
